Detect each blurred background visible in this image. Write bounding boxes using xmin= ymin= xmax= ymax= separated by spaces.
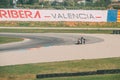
xmin=0 ymin=0 xmax=120 ymax=10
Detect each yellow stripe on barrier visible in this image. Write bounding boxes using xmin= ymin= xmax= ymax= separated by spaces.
xmin=118 ymin=12 xmax=120 ymax=15
xmin=117 ymin=20 xmax=120 ymax=22
xmin=117 ymin=19 xmax=120 ymax=21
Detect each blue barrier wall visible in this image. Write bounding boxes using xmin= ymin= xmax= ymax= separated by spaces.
xmin=107 ymin=10 xmax=118 ymax=22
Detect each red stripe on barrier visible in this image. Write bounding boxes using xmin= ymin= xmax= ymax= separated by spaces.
xmin=44 ymin=16 xmax=51 ymax=18
xmin=96 ymin=16 xmax=101 ymax=18
xmin=117 ymin=16 xmax=120 ymax=18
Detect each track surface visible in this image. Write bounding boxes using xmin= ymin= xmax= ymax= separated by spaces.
xmin=0 ymin=33 xmax=103 ymax=52
xmin=1 ymin=33 xmax=120 ymax=66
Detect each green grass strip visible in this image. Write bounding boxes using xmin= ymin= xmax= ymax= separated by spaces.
xmin=0 ymin=22 xmax=120 ymax=28
xmin=0 ymin=36 xmax=23 ymax=44
xmin=0 ymin=57 xmax=120 ymax=80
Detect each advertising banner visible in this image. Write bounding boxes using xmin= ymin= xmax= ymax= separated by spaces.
xmin=0 ymin=9 xmax=108 ymax=22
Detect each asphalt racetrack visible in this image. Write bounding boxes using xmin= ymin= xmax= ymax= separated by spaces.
xmin=0 ymin=33 xmax=120 ymax=66
xmin=0 ymin=33 xmax=103 ymax=52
